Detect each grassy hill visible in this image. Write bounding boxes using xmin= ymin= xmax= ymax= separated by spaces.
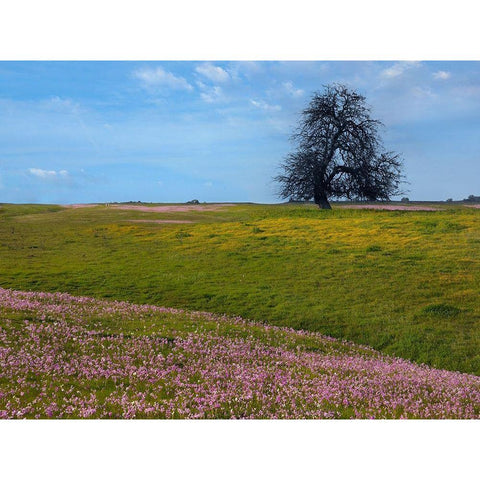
xmin=1 ymin=202 xmax=479 ymax=375
xmin=1 ymin=287 xmax=478 ymax=419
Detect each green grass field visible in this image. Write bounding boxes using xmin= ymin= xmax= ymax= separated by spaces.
xmin=1 ymin=202 xmax=479 ymax=375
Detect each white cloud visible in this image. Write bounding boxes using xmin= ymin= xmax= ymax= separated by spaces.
xmin=250 ymin=99 xmax=282 ymax=112
xmin=203 ymin=181 xmax=213 ymax=187
xmin=282 ymin=81 xmax=304 ymax=97
xmin=433 ymin=70 xmax=451 ymax=80
xmin=28 ymin=168 xmax=69 ymax=179
xmin=381 ymin=61 xmax=421 ymax=78
xmin=46 ymin=96 xmax=80 ymax=114
xmin=411 ymin=86 xmax=436 ymax=98
xmin=133 ymin=67 xmax=193 ymax=92
xmin=230 ymin=61 xmax=264 ymax=80
xmin=199 ymin=85 xmax=225 ymax=103
xmin=195 ymin=63 xmax=230 ymax=83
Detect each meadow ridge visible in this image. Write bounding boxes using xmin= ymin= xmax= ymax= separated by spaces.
xmin=0 ymin=202 xmax=479 ymax=378
xmin=1 ymin=287 xmax=479 ymax=419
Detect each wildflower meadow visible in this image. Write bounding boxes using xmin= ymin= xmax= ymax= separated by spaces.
xmin=1 ymin=287 xmax=479 ymax=419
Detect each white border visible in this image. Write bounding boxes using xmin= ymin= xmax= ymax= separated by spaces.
xmin=0 ymin=0 xmax=478 ymax=60
xmin=1 ymin=420 xmax=478 ymax=479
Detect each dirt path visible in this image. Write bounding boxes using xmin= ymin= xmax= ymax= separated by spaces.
xmin=61 ymin=203 xmax=235 ymax=212
xmin=339 ymin=204 xmax=441 ymax=211
xmin=62 ymin=204 xmax=100 ymax=209
xmin=110 ymin=203 xmax=235 ymax=213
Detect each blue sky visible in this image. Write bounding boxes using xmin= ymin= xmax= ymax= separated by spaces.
xmin=0 ymin=61 xmax=479 ymax=204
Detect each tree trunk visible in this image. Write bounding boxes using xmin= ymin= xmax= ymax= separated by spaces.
xmin=314 ymin=191 xmax=332 ymax=209
xmin=317 ymin=197 xmax=332 ymax=209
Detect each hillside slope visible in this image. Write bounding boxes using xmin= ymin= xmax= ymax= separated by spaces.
xmin=1 ymin=288 xmax=479 ymax=419
xmin=1 ymin=203 xmax=479 ymax=375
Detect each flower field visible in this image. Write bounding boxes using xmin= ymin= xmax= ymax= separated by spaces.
xmin=1 ymin=287 xmax=479 ymax=419
xmin=2 ymin=202 xmax=480 ymax=376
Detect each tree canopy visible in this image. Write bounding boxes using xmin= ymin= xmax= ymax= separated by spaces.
xmin=276 ymin=84 xmax=403 ymax=208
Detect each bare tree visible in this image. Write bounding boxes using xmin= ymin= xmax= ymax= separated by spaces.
xmin=275 ymin=84 xmax=404 ymax=209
